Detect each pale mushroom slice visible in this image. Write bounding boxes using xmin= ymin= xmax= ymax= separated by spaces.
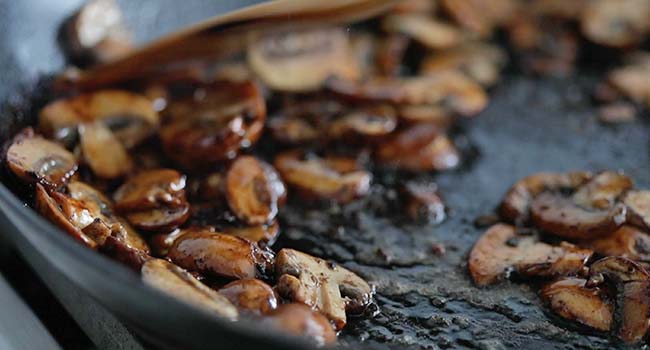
xmin=168 ymin=229 xmax=274 ymax=280
xmin=64 ymin=0 xmax=133 ymax=64
xmin=39 ymin=90 xmax=159 ymax=149
xmin=35 ymin=184 xmax=97 ymax=249
xmin=530 ymin=192 xmax=627 ymax=240
xmin=78 ymin=121 xmax=133 ymax=179
xmin=262 ymin=304 xmax=336 ymax=347
xmin=113 ymin=169 xmax=187 ymax=211
xmin=606 ymin=52 xmax=650 ymax=106
xmin=587 ymin=257 xmax=650 ymax=344
xmin=275 ymin=248 xmax=374 ymax=330
xmin=468 ymin=224 xmax=593 ymax=286
xmin=247 ymin=27 xmax=359 ymax=92
xmin=375 ymin=123 xmax=460 ymax=172
xmin=160 ymin=81 xmax=266 ymax=168
xmin=225 ymin=156 xmax=284 ymax=225
xmin=141 ymin=259 xmax=238 ymax=321
xmin=572 ymin=171 xmax=633 ymax=210
xmin=274 ymin=150 xmax=371 ymax=204
xmin=624 ymin=190 xmax=650 ymax=230
xmin=581 ymin=0 xmax=650 ymax=48
xmin=218 ymin=279 xmax=278 ymax=316
xmin=499 ymin=171 xmax=593 ymax=223
xmin=6 ymin=129 xmax=77 ymax=190
xmin=540 ymin=278 xmax=613 ymax=332
xmin=582 ymin=225 xmax=650 ymax=262
xmin=327 ymin=105 xmax=397 ymax=141
xmin=382 ymin=14 xmax=463 ymax=50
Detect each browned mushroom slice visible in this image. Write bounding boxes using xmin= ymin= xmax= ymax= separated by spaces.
xmin=376 ymin=123 xmax=460 ymax=172
xmin=101 ymin=232 xmax=150 ymax=271
xmin=168 ymin=229 xmax=274 ymax=280
xmin=441 ymin=0 xmax=516 ymax=36
xmin=262 ymin=304 xmax=336 ymax=347
xmin=223 ymin=221 xmax=280 ymax=246
xmin=624 ymin=190 xmax=650 ymax=230
xmin=607 ymin=53 xmax=650 ymax=105
xmin=124 ymin=204 xmax=190 ymax=232
xmin=78 ymin=121 xmax=132 ymax=179
xmin=572 ymin=171 xmax=633 ymax=210
xmin=114 ymin=169 xmax=187 ymax=211
xmin=382 ymin=14 xmax=463 ymax=50
xmin=587 ymin=257 xmax=650 ymax=343
xmin=375 ymin=34 xmax=409 ymax=77
xmin=598 ymin=102 xmax=637 ymax=124
xmin=327 ymin=105 xmax=397 ymax=141
xmin=274 ymin=151 xmax=371 ymax=203
xmin=219 ymin=279 xmax=277 ymax=315
xmin=420 ymin=42 xmax=507 ymax=87
xmin=397 ymin=105 xmax=453 ymax=127
xmin=225 ymin=156 xmax=284 ymax=225
xmin=141 ymin=259 xmax=238 ymax=321
xmin=39 ymin=90 xmax=159 ymax=149
xmin=541 ymin=278 xmax=613 ymax=332
xmin=64 ymin=0 xmax=133 ymax=64
xmin=581 ymin=0 xmax=650 ymax=48
xmin=247 ymin=27 xmax=359 ymax=92
xmin=267 ymin=116 xmax=320 ymax=145
xmin=160 ymin=81 xmax=265 ymax=168
xmin=530 ymin=192 xmax=627 ymax=240
xmin=149 ymin=228 xmax=185 ymax=256
xmin=468 ymin=224 xmax=592 ymax=286
xmin=500 ymin=171 xmax=593 ymax=223
xmin=275 ymin=248 xmax=374 ymax=330
xmin=402 ymin=182 xmax=446 ymax=223
xmin=6 ymin=129 xmax=77 ymax=190
xmin=583 ymin=225 xmax=650 ymax=262
xmin=529 ymin=0 xmax=587 ymax=20
xmin=393 ymin=0 xmax=437 ymax=14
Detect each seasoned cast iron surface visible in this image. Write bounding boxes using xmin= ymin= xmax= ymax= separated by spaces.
xmin=273 ymin=75 xmax=650 ymax=349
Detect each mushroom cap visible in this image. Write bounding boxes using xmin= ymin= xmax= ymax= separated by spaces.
xmin=219 ymin=279 xmax=278 ymax=316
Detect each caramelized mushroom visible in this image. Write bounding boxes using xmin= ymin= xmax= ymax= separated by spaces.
xmin=382 ymin=14 xmax=463 ymax=50
xmin=124 ymin=204 xmax=190 ymax=232
xmin=541 ymin=278 xmax=613 ymax=332
xmin=168 ymin=229 xmax=274 ymax=280
xmin=39 ymin=90 xmax=159 ymax=149
xmin=141 ymin=259 xmax=238 ymax=321
xmin=267 ymin=116 xmax=320 ymax=145
xmin=78 ymin=121 xmax=133 ymax=179
xmin=587 ymin=257 xmax=650 ymax=344
xmin=530 ymin=192 xmax=627 ymax=240
xmin=376 ymin=123 xmax=460 ymax=172
xmin=6 ymin=129 xmax=77 ymax=190
xmin=113 ymin=169 xmax=187 ymax=211
xmin=275 ymin=248 xmax=374 ymax=330
xmin=572 ymin=171 xmax=633 ymax=210
xmin=402 ymin=182 xmax=446 ymax=223
xmin=606 ymin=52 xmax=650 ymax=105
xmin=262 ymin=304 xmax=336 ymax=347
xmin=468 ymin=224 xmax=593 ymax=286
xmin=327 ymin=105 xmax=397 ymax=141
xmin=160 ymin=81 xmax=265 ymax=168
xmin=500 ymin=171 xmax=593 ymax=223
xmin=274 ymin=151 xmax=371 ymax=203
xmin=583 ymin=225 xmax=650 ymax=262
xmin=219 ymin=279 xmax=277 ymax=315
xmin=247 ymin=28 xmax=359 ymax=92
xmin=581 ymin=0 xmax=650 ymax=48
xmin=225 ymin=156 xmax=284 ymax=225
xmin=624 ymin=190 xmax=650 ymax=230
xmin=223 ymin=222 xmax=280 ymax=246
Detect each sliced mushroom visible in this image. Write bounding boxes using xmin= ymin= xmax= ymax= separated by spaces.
xmin=39 ymin=90 xmax=159 ymax=149
xmin=624 ymin=190 xmax=650 ymax=230
xmin=274 ymin=151 xmax=371 ymax=204
xmin=168 ymin=229 xmax=274 ymax=280
xmin=101 ymin=232 xmax=150 ymax=271
xmin=223 ymin=221 xmax=280 ymax=247
xmin=149 ymin=228 xmax=185 ymax=256
xmin=572 ymin=171 xmax=633 ymax=210
xmin=397 ymin=105 xmax=452 ymax=127
xmin=225 ymin=156 xmax=284 ymax=225
xmin=393 ymin=0 xmax=437 ymax=14
xmin=530 ymin=192 xmax=627 ymax=240
xmin=607 ymin=53 xmax=650 ymax=105
xmin=376 ymin=123 xmax=460 ymax=172
xmin=581 ymin=0 xmax=650 ymax=48
xmin=500 ymin=171 xmax=593 ymax=223
xmin=382 ymin=14 xmax=463 ymax=50
xmin=78 ymin=121 xmax=132 ymax=179
xmin=402 ymin=182 xmax=446 ymax=224
xmin=218 ymin=279 xmax=277 ymax=315
xmin=327 ymin=105 xmax=397 ymax=141
xmin=247 ymin=27 xmax=359 ymax=92
xmin=439 ymin=0 xmax=495 ymax=37
xmin=275 ymin=248 xmax=374 ymax=330
xmin=468 ymin=224 xmax=593 ymax=286
xmin=35 ymin=184 xmax=97 ymax=249
xmin=587 ymin=257 xmax=650 ymax=344
xmin=114 ymin=169 xmax=187 ymax=212
xmin=598 ymin=102 xmax=637 ymax=124
xmin=541 ymin=277 xmax=613 ymax=332
xmin=262 ymin=304 xmax=336 ymax=347
xmin=124 ymin=204 xmax=190 ymax=232
xmin=64 ymin=0 xmax=133 ymax=64
xmin=267 ymin=116 xmax=320 ymax=145
xmin=583 ymin=225 xmax=650 ymax=262
xmin=6 ymin=129 xmax=77 ymax=190
xmin=160 ymin=81 xmax=265 ymax=168
xmin=141 ymin=259 xmax=238 ymax=321
xmin=375 ymin=34 xmax=409 ymax=76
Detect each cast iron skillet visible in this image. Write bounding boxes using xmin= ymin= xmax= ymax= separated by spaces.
xmin=2 ymin=1 xmax=650 ymax=350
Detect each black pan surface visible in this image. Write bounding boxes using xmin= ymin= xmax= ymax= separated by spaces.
xmin=1 ymin=1 xmax=649 ymax=349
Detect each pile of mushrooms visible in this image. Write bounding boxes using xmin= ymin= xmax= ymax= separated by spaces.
xmin=469 ymin=171 xmax=650 ymax=344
